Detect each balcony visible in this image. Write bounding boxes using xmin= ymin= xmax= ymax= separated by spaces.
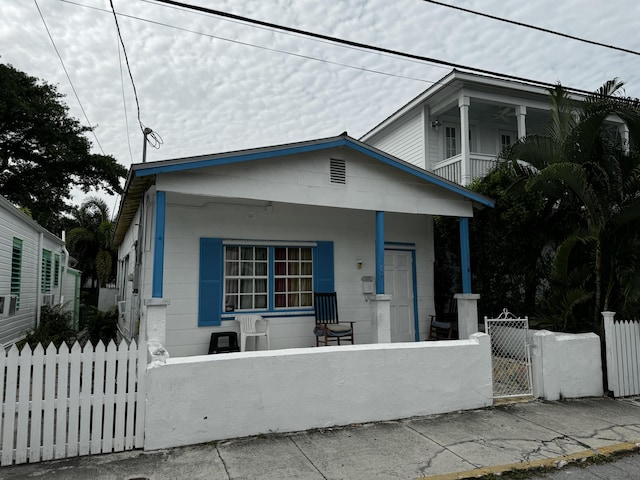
xmin=432 ymin=153 xmax=498 ymax=185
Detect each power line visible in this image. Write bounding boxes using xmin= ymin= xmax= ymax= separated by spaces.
xmin=147 ymin=0 xmax=602 ymax=97
xmin=60 ymin=0 xmax=439 ymax=85
xmin=33 ymin=0 xmax=106 ymax=155
xmin=109 ymin=0 xmax=144 ymax=134
xmin=421 ymin=0 xmax=640 ymax=58
xmin=138 ymin=0 xmax=451 ymax=73
xmin=115 ymin=32 xmax=135 ymax=165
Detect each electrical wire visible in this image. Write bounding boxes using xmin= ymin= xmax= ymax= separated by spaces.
xmin=146 ymin=0 xmax=607 ymax=97
xmin=60 ymin=0 xmax=438 ymax=85
xmin=34 ymin=0 xmax=106 ymax=155
xmin=109 ymin=0 xmax=144 ymax=134
xmin=138 ymin=0 xmax=451 ymax=73
xmin=421 ymin=0 xmax=640 ymax=58
xmin=116 ymin=34 xmax=135 ymax=165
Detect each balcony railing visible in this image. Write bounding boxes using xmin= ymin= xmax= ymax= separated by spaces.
xmin=433 ymin=153 xmax=498 ymax=184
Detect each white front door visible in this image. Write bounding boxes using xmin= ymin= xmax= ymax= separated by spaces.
xmin=384 ymin=249 xmax=416 ymax=342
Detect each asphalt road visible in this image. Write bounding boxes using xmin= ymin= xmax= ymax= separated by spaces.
xmin=527 ymin=451 xmax=640 ymax=479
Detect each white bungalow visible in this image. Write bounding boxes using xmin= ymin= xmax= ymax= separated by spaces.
xmin=0 ymin=195 xmax=80 ymax=346
xmin=361 ymin=69 xmax=630 ymax=186
xmin=113 ymin=133 xmax=493 ymax=357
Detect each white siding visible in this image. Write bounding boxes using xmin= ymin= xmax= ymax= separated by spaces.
xmin=145 ymin=200 xmax=434 ymax=357
xmin=367 ymin=109 xmax=424 ymax=168
xmin=0 ymin=202 xmax=65 ymax=346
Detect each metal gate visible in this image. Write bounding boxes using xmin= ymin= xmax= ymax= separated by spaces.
xmin=486 ymin=309 xmax=533 ymax=399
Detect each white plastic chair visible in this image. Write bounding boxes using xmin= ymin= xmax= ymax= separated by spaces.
xmin=235 ymin=314 xmax=270 ymax=352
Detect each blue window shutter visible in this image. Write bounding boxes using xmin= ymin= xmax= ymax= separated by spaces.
xmin=199 ymin=238 xmax=223 ymax=326
xmin=314 ymin=241 xmax=334 ymax=293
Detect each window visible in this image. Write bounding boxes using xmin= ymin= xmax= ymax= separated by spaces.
xmin=54 ymin=254 xmax=60 ymax=287
xmin=224 ymin=246 xmax=268 ymax=311
xmin=445 ymin=126 xmax=457 ymax=157
xmin=11 ymin=238 xmax=22 ymax=310
xmin=223 ymin=246 xmax=313 ymax=312
xmin=41 ymin=249 xmax=52 ymax=293
xmin=199 ymin=239 xmax=334 ymax=326
xmin=274 ymin=247 xmax=313 ymax=308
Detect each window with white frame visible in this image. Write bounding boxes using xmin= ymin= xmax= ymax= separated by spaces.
xmin=445 ymin=126 xmax=457 ymax=158
xmin=224 ymin=245 xmax=314 ymax=312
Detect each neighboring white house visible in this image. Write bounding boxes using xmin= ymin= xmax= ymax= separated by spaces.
xmin=361 ymin=69 xmax=629 ymax=186
xmin=113 ymin=133 xmax=493 ymax=357
xmin=0 ymin=195 xmax=80 ymax=346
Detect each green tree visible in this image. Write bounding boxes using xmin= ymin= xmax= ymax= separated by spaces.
xmin=67 ymin=197 xmax=116 ymax=292
xmin=506 ymin=80 xmax=640 ymax=330
xmin=0 ymin=63 xmax=126 ymax=233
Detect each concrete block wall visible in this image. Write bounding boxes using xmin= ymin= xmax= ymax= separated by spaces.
xmin=144 ymin=333 xmax=492 ymax=450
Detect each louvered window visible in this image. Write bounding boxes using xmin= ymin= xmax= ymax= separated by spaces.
xmin=42 ymin=249 xmax=52 ymax=293
xmin=11 ymin=238 xmax=22 ymax=310
xmin=330 ymin=158 xmax=346 ymax=184
xmin=54 ymin=254 xmax=60 ymax=287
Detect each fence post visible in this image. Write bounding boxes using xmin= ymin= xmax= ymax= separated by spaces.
xmin=602 ymin=311 xmax=617 ymax=396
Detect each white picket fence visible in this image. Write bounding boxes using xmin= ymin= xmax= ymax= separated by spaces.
xmin=0 ymin=339 xmax=146 ymax=466
xmin=603 ymin=313 xmax=640 ymax=397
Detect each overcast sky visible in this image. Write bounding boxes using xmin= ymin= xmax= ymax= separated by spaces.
xmin=2 ymin=0 xmax=640 ymax=213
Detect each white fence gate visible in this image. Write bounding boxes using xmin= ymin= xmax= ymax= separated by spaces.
xmin=486 ymin=309 xmax=533 ymax=399
xmin=0 ymin=339 xmax=146 ymax=466
xmin=604 ymin=313 xmax=640 ymax=397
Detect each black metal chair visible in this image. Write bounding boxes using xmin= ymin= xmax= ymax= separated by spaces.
xmin=313 ymin=292 xmax=354 ymax=346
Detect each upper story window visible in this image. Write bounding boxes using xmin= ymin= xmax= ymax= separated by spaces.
xmin=445 ymin=126 xmax=457 ymax=158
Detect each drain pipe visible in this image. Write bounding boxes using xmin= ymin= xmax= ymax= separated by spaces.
xmin=60 ymin=231 xmax=70 ymax=305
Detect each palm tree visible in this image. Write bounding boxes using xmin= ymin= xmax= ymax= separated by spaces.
xmin=66 ymin=197 xmax=116 ymax=291
xmin=505 ymin=80 xmax=640 ymax=330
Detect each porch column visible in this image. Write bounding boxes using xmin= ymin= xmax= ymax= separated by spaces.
xmin=375 ymin=211 xmax=385 ymax=294
xmin=459 ymin=96 xmax=471 ymax=186
xmin=621 ymin=124 xmax=630 ymax=153
xmin=456 ymin=217 xmax=479 ymax=338
xmin=371 ymin=211 xmax=392 ymax=343
xmin=459 ymin=217 xmax=471 ymax=293
xmin=152 ymin=191 xmax=166 ymax=298
xmin=516 ymin=105 xmax=527 ymax=139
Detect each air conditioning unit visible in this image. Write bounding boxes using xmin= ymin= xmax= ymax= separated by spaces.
xmin=0 ymin=295 xmax=17 ymax=317
xmin=42 ymin=293 xmax=55 ymax=306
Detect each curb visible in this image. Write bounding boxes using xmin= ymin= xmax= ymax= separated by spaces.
xmin=419 ymin=441 xmax=640 ymax=480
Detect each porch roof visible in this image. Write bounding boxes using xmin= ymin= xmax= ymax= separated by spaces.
xmin=113 ymin=133 xmax=493 ymax=246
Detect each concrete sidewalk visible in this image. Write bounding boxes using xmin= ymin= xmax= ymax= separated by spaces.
xmin=1 ymin=397 xmax=639 ymax=480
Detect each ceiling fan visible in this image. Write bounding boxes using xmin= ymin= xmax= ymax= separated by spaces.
xmin=493 ymin=106 xmax=515 ymax=122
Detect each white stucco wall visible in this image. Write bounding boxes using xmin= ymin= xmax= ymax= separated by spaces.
xmin=530 ymin=330 xmax=603 ymax=400
xmin=144 ymin=333 xmax=492 ymax=450
xmin=152 ymin=198 xmax=434 ymax=357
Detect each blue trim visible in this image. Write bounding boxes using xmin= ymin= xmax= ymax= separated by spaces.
xmin=152 ymin=191 xmax=166 ymax=298
xmin=384 ymin=241 xmax=416 ymax=248
xmin=199 ymin=238 xmax=223 ymax=326
xmin=137 ymin=139 xmax=346 ymax=177
xmin=268 ymin=246 xmax=275 ymax=310
xmin=376 ymin=211 xmax=385 ymax=294
xmin=411 ymin=250 xmax=420 ymax=342
xmin=314 ymin=241 xmax=335 ymax=293
xmin=459 ymin=217 xmax=472 ymax=293
xmin=134 ymin=137 xmax=494 ymax=208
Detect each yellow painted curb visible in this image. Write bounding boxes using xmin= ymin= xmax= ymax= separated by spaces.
xmin=419 ymin=441 xmax=640 ymax=480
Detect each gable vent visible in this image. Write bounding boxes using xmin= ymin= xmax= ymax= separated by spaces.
xmin=330 ymin=158 xmax=346 ymax=184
